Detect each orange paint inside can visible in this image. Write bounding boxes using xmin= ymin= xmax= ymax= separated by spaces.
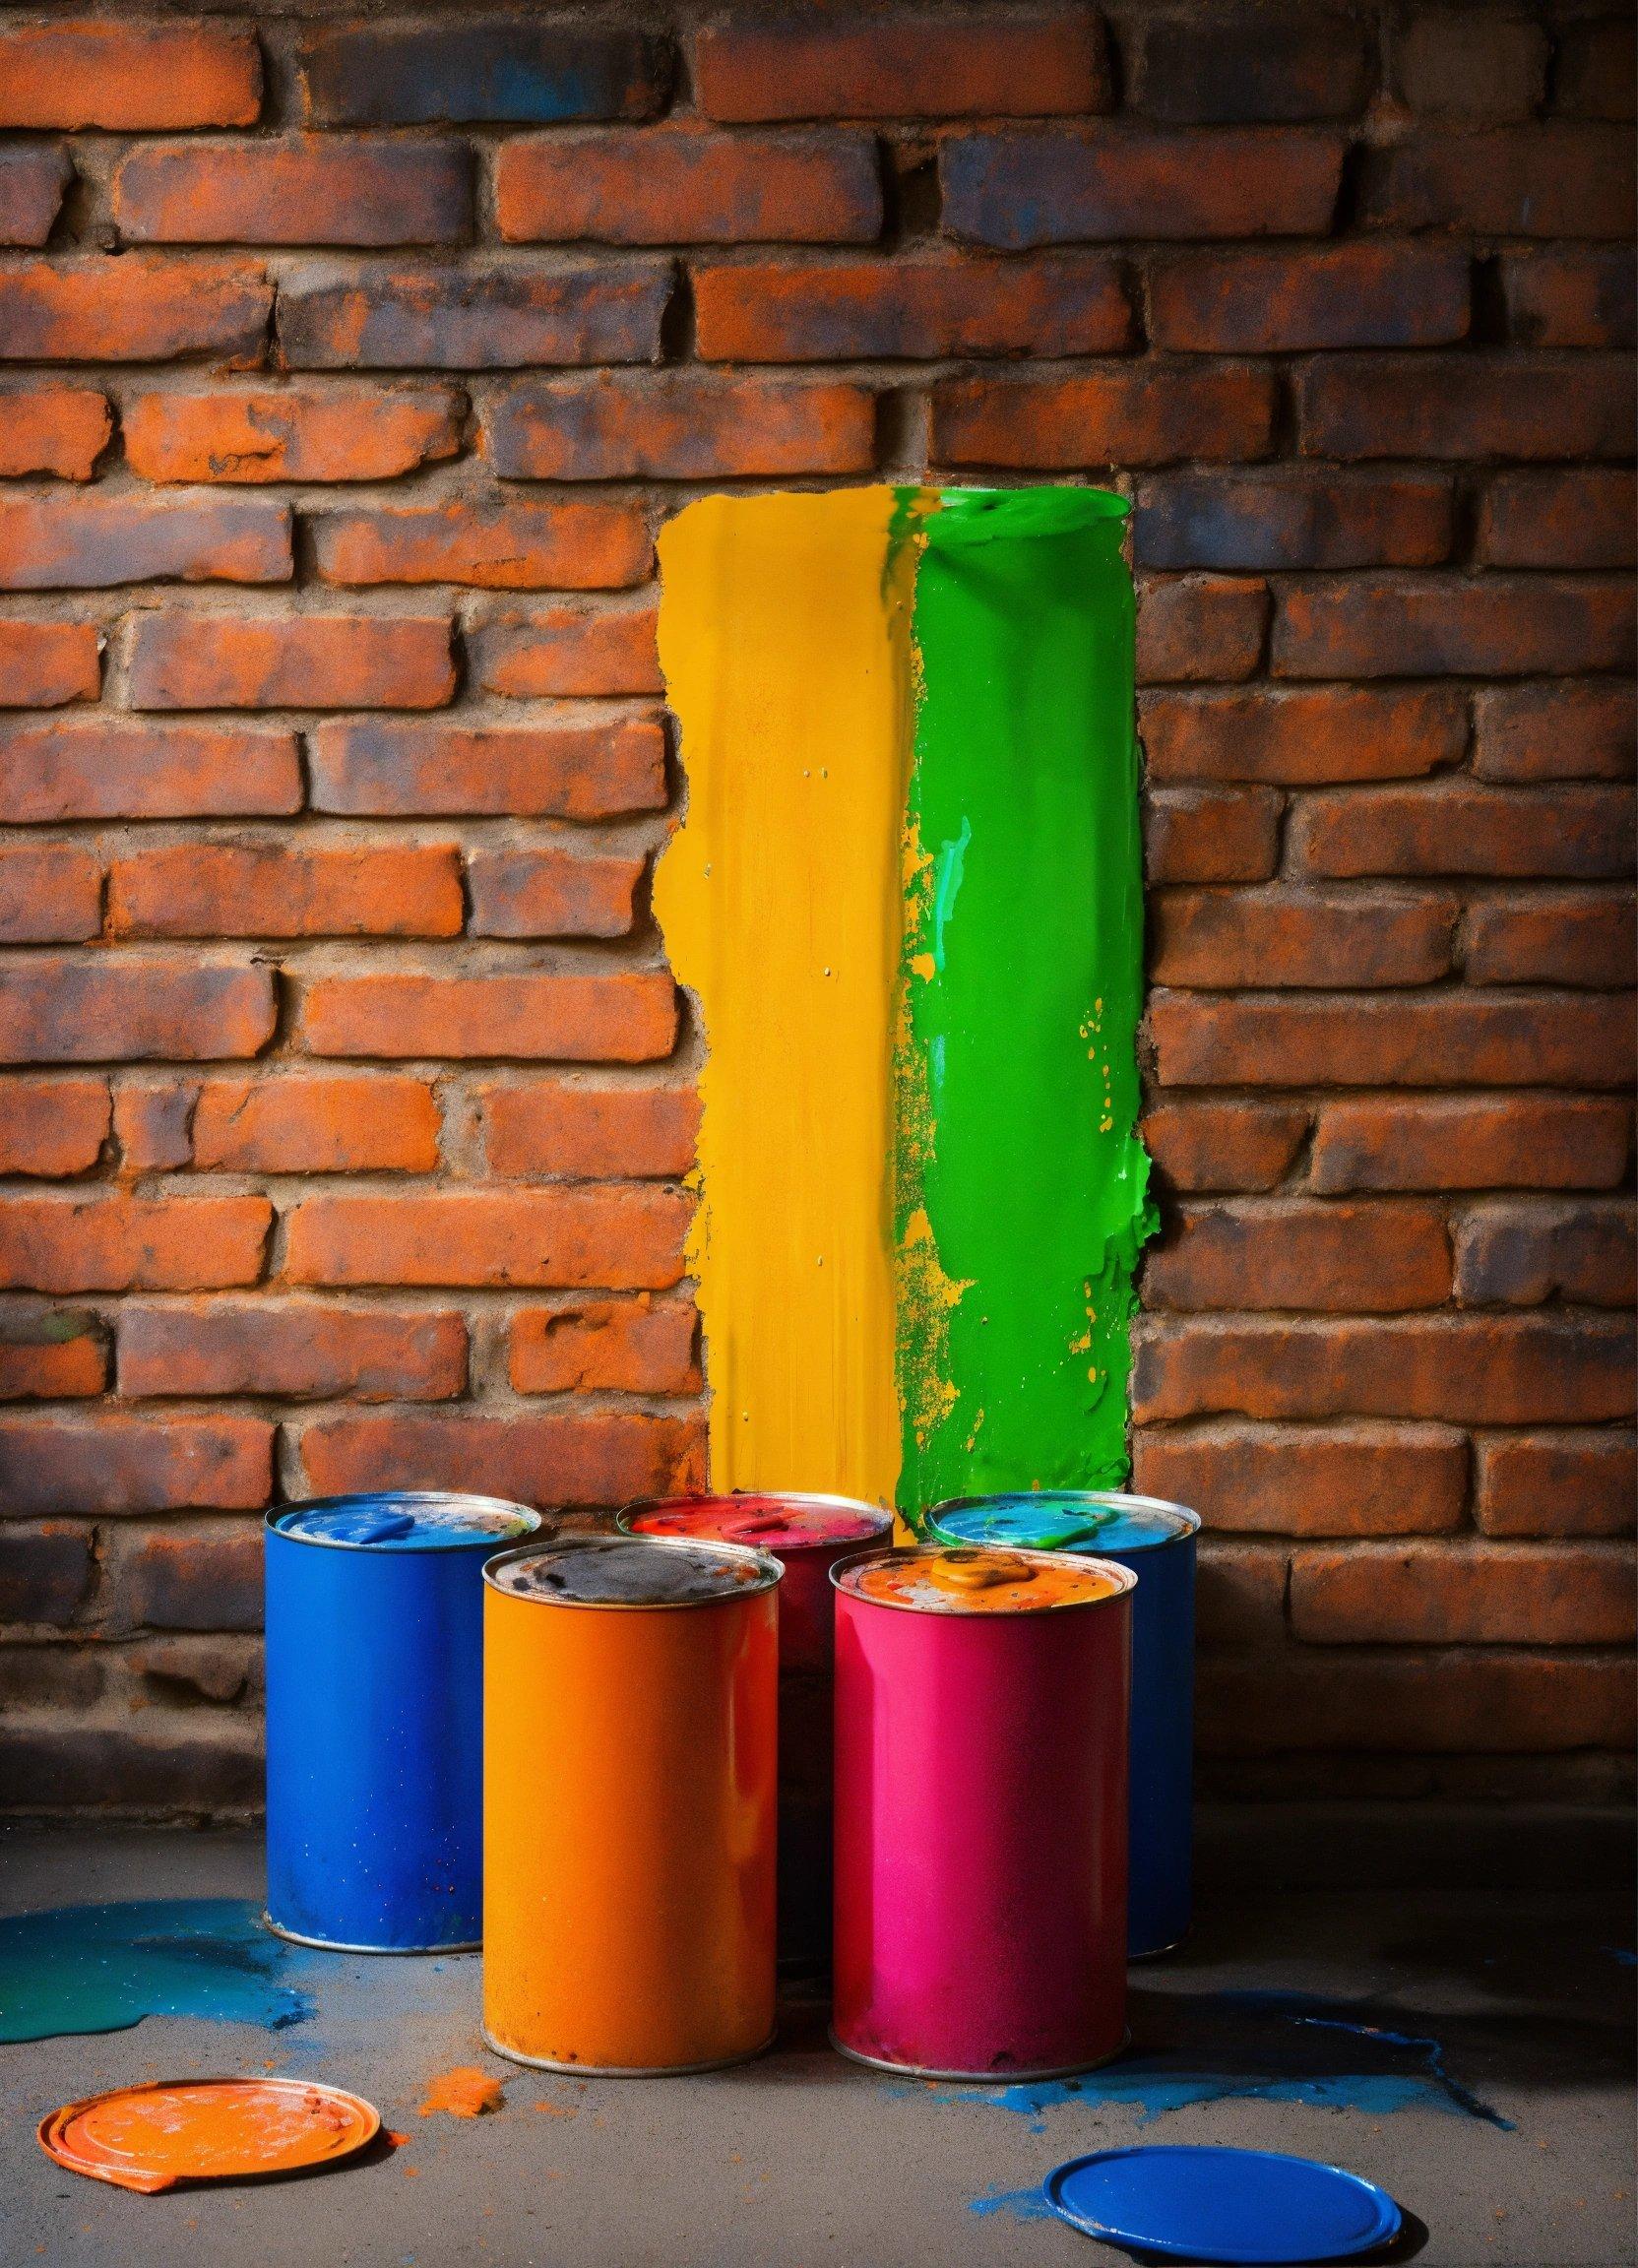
xmin=418 ymin=2067 xmax=505 ymax=2118
xmin=843 ymin=1545 xmax=1131 ymax=1615
xmin=38 ymin=2077 xmax=380 ymax=2194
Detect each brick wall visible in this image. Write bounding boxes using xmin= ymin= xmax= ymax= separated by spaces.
xmin=0 ymin=2 xmax=1632 ymax=1813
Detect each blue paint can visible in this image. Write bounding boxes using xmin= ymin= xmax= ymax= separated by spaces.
xmin=264 ymin=1492 xmax=542 ymax=1953
xmin=927 ymin=1491 xmax=1199 ymax=1959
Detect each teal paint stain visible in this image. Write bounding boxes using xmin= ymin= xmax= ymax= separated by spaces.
xmin=929 ymin=818 xmax=972 ymax=974
xmin=0 ymin=1899 xmax=315 ymax=2044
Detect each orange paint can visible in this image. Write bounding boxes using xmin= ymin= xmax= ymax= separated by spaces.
xmin=482 ymin=1533 xmax=781 ymax=2075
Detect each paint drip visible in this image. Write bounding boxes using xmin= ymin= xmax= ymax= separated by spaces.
xmin=0 ymin=1899 xmax=314 ymax=2044
xmin=419 ymin=2067 xmax=506 ymax=2118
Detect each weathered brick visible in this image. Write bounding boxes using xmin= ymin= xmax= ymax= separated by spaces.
xmin=124 ymin=611 xmax=455 ymax=711
xmin=482 ymin=373 xmax=876 ymax=478
xmin=119 ymin=1301 xmax=468 ymax=1401
xmin=477 ymin=1080 xmax=699 ymax=1179
xmin=1125 ymin=10 xmax=1369 ymax=122
xmin=1136 ymin=576 xmax=1267 ymax=684
xmin=0 ymin=147 xmax=72 ymax=246
xmin=1472 ymin=682 xmax=1636 ymax=784
xmin=1145 ymin=1198 xmax=1453 ymax=1312
xmin=0 ymin=1322 xmax=105 ymax=1402
xmin=694 ymin=251 xmax=1132 ymax=360
xmin=1554 ymin=15 xmax=1637 ymax=120
xmin=298 ymin=22 xmax=668 ymax=125
xmin=496 ymin=127 xmax=883 ymax=244
xmin=123 ymin=384 xmax=464 ymax=484
xmin=311 ymin=499 xmax=651 ymax=590
xmin=1393 ymin=8 xmax=1547 ymax=119
xmin=1299 ymin=352 xmax=1635 ymax=461
xmin=941 ymin=126 xmax=1344 ymax=244
xmin=694 ymin=10 xmax=1105 ymax=121
xmin=1311 ymin=1096 xmax=1633 ymax=1194
xmin=0 ymin=257 xmax=271 ymax=362
xmin=0 ymin=957 xmax=276 ymax=1063
xmin=1360 ymin=126 xmax=1635 ymax=236
xmin=0 ymin=620 xmax=99 ymax=707
xmin=1150 ymin=244 xmax=1469 ymax=352
xmin=113 ymin=139 xmax=472 ymax=246
xmin=1292 ymin=1541 xmax=1634 ymax=1645
xmin=1455 ymin=1200 xmax=1636 ymax=1309
xmin=1500 ymin=247 xmax=1636 ymax=348
xmin=1195 ymin=1539 xmax=1289 ymax=1649
xmin=0 ymin=848 xmax=101 ymax=945
xmin=0 ymin=495 xmax=290 ymax=592
xmin=0 ymin=1524 xmax=93 ymax=1622
xmin=1140 ymin=1100 xmax=1309 ymax=1192
xmin=1142 ymin=685 xmax=1467 ymax=785
xmin=191 ymin=1074 xmax=440 ymax=1173
xmin=0 ymin=1414 xmax=272 ymax=1511
xmin=109 ymin=844 xmax=464 ymax=941
xmin=0 ymin=1193 xmax=269 ymax=1294
xmin=299 ymin=1409 xmax=703 ymax=1507
xmin=1273 ymin=576 xmax=1636 ymax=679
xmin=466 ymin=848 xmax=644 ymax=940
xmin=0 ymin=1719 xmax=262 ymax=1810
xmin=113 ymin=1082 xmax=194 ymax=1172
xmin=1476 ymin=1430 xmax=1636 ymax=1537
xmin=0 ymin=385 xmax=110 ymax=479
xmin=1152 ymin=888 xmax=1457 ymax=988
xmin=278 ymin=259 xmax=670 ymax=369
xmin=932 ymin=367 xmax=1277 ymax=468
xmin=1145 ymin=787 xmax=1282 ymax=884
xmin=1291 ymin=784 xmax=1635 ymax=881
xmin=0 ymin=720 xmax=300 ymax=823
xmin=295 ymin=969 xmax=676 ymax=1063
xmin=284 ymin=1186 xmax=690 ymax=1289
xmin=1133 ymin=1419 xmax=1469 ymax=1536
xmin=308 ymin=716 xmax=665 ymax=818
xmin=130 ymin=1634 xmax=262 ymax=1706
xmin=0 ymin=22 xmax=262 ymax=129
xmin=105 ymin=1521 xmax=264 ymax=1632
xmin=1465 ymin=895 xmax=1635 ymax=988
xmin=509 ymin=1294 xmax=699 ymax=1395
xmin=0 ymin=1079 xmax=109 ymax=1177
xmin=1135 ymin=471 xmax=1453 ymax=569
xmin=470 ymin=600 xmax=662 ymax=698
xmin=1478 ymin=470 xmax=1637 ymax=570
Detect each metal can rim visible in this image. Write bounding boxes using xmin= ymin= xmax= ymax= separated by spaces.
xmin=829 ymin=1541 xmax=1138 ymax=1615
xmin=482 ymin=1530 xmax=784 ymax=1609
xmin=614 ymin=1489 xmax=894 ymax=1554
xmin=928 ymin=1490 xmax=1202 ymax=1551
xmin=265 ymin=1492 xmax=544 ymax=1554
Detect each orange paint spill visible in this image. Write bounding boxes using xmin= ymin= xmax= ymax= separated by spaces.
xmin=418 ymin=2066 xmax=506 ymax=2119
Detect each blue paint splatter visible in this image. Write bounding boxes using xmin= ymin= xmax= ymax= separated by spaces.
xmin=0 ymin=1899 xmax=315 ymax=2043
xmin=970 ymin=2183 xmax=1054 ymax=2222
xmin=1602 ymin=1946 xmax=1636 ymax=1967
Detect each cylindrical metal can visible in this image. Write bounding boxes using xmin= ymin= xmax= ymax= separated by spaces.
xmin=483 ymin=1533 xmax=782 ymax=2073
xmin=264 ymin=1491 xmax=542 ymax=1953
xmin=929 ymin=1492 xmax=1200 ymax=1958
xmin=616 ymin=1492 xmax=892 ymax=1969
xmin=832 ymin=1543 xmax=1134 ymax=2080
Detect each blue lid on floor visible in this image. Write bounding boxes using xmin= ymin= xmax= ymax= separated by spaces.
xmin=1043 ymin=2145 xmax=1402 ymax=2264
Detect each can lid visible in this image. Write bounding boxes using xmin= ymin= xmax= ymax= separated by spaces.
xmin=929 ymin=1491 xmax=1199 ymax=1556
xmin=619 ymin=1491 xmax=892 ymax=1553
xmin=37 ymin=2077 xmax=380 ymax=2195
xmin=484 ymin=1533 xmax=781 ymax=1608
xmin=834 ymin=1544 xmax=1133 ymax=1615
xmin=273 ymin=1493 xmax=543 ymax=1551
xmin=1043 ymin=2145 xmax=1401 ymax=2263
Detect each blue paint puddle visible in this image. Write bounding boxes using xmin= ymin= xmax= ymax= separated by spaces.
xmin=0 ymin=1899 xmax=316 ymax=2043
xmin=970 ymin=2182 xmax=1054 ymax=2222
xmin=1603 ymin=1946 xmax=1636 ymax=1967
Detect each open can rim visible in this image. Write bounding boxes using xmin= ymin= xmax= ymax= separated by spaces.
xmin=482 ymin=1530 xmax=784 ymax=1610
xmin=614 ymin=1489 xmax=894 ymax=1554
xmin=265 ymin=1492 xmax=543 ymax=1554
xmin=928 ymin=1490 xmax=1201 ymax=1551
xmin=829 ymin=1541 xmax=1138 ymax=1616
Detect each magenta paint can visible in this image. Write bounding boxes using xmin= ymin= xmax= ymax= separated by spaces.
xmin=832 ymin=1544 xmax=1135 ymax=2080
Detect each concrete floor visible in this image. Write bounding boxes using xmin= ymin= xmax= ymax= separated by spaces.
xmin=1 ymin=1814 xmax=1632 ymax=2268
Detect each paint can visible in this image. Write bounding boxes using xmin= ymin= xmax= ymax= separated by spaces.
xmin=616 ymin=1493 xmax=892 ymax=1968
xmin=832 ymin=1544 xmax=1134 ymax=2081
xmin=928 ymin=1492 xmax=1200 ymax=1959
xmin=483 ymin=1533 xmax=781 ymax=2073
xmin=264 ymin=1492 xmax=542 ymax=1954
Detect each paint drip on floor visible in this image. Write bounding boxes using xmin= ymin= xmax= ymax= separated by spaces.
xmin=0 ymin=1899 xmax=314 ymax=2043
xmin=419 ymin=2066 xmax=506 ymax=2118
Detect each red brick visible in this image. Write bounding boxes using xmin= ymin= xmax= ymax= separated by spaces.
xmin=1500 ymin=248 xmax=1636 ymax=349
xmin=466 ymin=849 xmax=644 ymax=940
xmin=1136 ymin=1312 xmax=1635 ymax=1425
xmin=1465 ymin=895 xmax=1635 ymax=988
xmin=278 ymin=258 xmax=669 ymax=369
xmin=113 ymin=1082 xmax=194 ymax=1172
xmin=0 ymin=22 xmax=261 ymax=129
xmin=128 ymin=1635 xmax=261 ymax=1706
xmin=694 ymin=252 xmax=1132 ymax=361
xmin=932 ymin=367 xmax=1277 ymax=469
xmin=311 ymin=499 xmax=650 ymax=590
xmin=1473 ymin=682 xmax=1636 ymax=784
xmin=1151 ymin=989 xmax=1635 ymax=1090
xmin=0 ymin=257 xmax=271 ymax=362
xmin=0 ymin=1193 xmax=269 ymax=1294
xmin=1200 ymin=1650 xmax=1634 ymax=1753
xmin=192 ymin=1074 xmax=440 ymax=1173
xmin=1140 ymin=1100 xmax=1309 ymax=1192
xmin=0 ymin=495 xmax=290 ymax=592
xmin=0 ymin=1079 xmax=109 ymax=1177
xmin=1145 ymin=787 xmax=1282 ymax=884
xmin=0 ymin=848 xmax=101 ymax=945
xmin=1554 ymin=16 xmax=1637 ymax=120
xmin=477 ymin=1080 xmax=699 ymax=1179
xmin=123 ymin=384 xmax=464 ymax=484
xmin=109 ymin=844 xmax=464 ymax=941
xmin=296 ymin=22 xmax=669 ymax=127
xmin=1291 ymin=785 xmax=1634 ymax=881
xmin=308 ymin=716 xmax=665 ymax=819
xmin=1134 ymin=471 xmax=1454 ymax=570
xmin=940 ymin=126 xmax=1344 ymax=244
xmin=1292 ymin=1541 xmax=1633 ymax=1646
xmin=496 ymin=126 xmax=882 ymax=243
xmin=296 ymin=969 xmax=676 ymax=1064
xmin=1455 ymin=1200 xmax=1636 ymax=1309
xmin=0 ymin=957 xmax=275 ymax=1064
xmin=1311 ymin=1096 xmax=1632 ymax=1194
xmin=0 ymin=621 xmax=99 ymax=708
xmin=0 ymin=1524 xmax=94 ymax=1622
xmin=0 ymin=1410 xmax=272 ymax=1515
xmin=470 ymin=600 xmax=662 ymax=698
xmin=1273 ymin=576 xmax=1636 ymax=679
xmin=299 ymin=1409 xmax=703 ymax=1508
xmin=284 ymin=1186 xmax=690 ymax=1290
xmin=1393 ymin=9 xmax=1547 ymax=119
xmin=1478 ymin=470 xmax=1637 ymax=570
xmin=0 ymin=1324 xmax=106 ymax=1401
xmin=1142 ymin=685 xmax=1467 ymax=786
xmin=104 ymin=1521 xmax=264 ymax=1632
xmin=1126 ymin=11 xmax=1368 ymax=122
xmin=1136 ymin=577 xmax=1267 ymax=685
xmin=482 ymin=373 xmax=876 ymax=478
xmin=1361 ymin=126 xmax=1635 ymax=236
xmin=1476 ymin=1430 xmax=1636 ymax=1537
xmin=1195 ymin=1540 xmax=1288 ymax=1649
xmin=124 ymin=611 xmax=455 ymax=711
xmin=1133 ymin=1419 xmax=1469 ymax=1536
xmin=113 ymin=138 xmax=471 ymax=246
xmin=1299 ymin=353 xmax=1634 ymax=461
xmin=118 ymin=1301 xmax=468 ymax=1402
xmin=694 ymin=10 xmax=1105 ymax=121
xmin=0 ymin=147 xmax=72 ymax=246
xmin=1150 ymin=244 xmax=1469 ymax=353
xmin=1145 ymin=1198 xmax=1453 ymax=1313
xmin=509 ymin=1294 xmax=699 ymax=1394
xmin=0 ymin=385 xmax=110 ymax=479
xmin=1152 ymin=888 xmax=1457 ymax=989
xmin=0 ymin=720 xmax=300 ymax=823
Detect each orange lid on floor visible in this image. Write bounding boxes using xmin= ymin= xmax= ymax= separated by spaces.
xmin=836 ymin=1544 xmax=1134 ymax=1615
xmin=38 ymin=2076 xmax=380 ymax=2194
